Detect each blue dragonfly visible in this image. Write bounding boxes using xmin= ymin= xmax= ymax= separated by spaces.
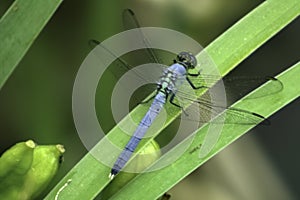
xmin=90 ymin=9 xmax=283 ymax=179
xmin=110 ymin=51 xmax=200 ymax=179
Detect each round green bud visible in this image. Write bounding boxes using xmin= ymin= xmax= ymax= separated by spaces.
xmin=0 ymin=140 xmax=65 ymax=200
xmin=0 ymin=140 xmax=36 ymax=199
xmin=22 ymin=144 xmax=65 ymax=199
xmin=101 ymin=139 xmax=161 ymax=199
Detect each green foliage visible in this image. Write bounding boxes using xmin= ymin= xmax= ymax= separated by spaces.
xmin=0 ymin=1 xmax=64 ymax=198
xmin=0 ymin=140 xmax=65 ymax=200
xmin=0 ymin=0 xmax=62 ymax=89
xmin=44 ymin=0 xmax=300 ymax=200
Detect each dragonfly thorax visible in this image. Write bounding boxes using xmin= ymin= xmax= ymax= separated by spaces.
xmin=157 ymin=63 xmax=187 ymax=95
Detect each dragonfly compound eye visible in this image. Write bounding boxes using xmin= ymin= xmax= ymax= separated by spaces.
xmin=177 ymin=52 xmax=197 ymax=69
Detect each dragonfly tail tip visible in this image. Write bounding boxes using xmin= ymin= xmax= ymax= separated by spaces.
xmin=108 ymin=173 xmax=115 ymax=180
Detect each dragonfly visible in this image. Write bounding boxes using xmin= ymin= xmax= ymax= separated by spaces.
xmin=90 ymin=9 xmax=283 ymax=179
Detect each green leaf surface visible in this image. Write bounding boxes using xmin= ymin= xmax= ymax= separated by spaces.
xmin=0 ymin=0 xmax=62 ymax=89
xmin=110 ymin=62 xmax=300 ymax=200
xmin=45 ymin=0 xmax=300 ymax=199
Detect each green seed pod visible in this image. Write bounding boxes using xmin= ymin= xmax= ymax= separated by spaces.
xmin=0 ymin=141 xmax=65 ymax=200
xmin=0 ymin=140 xmax=36 ymax=199
xmin=22 ymin=144 xmax=65 ymax=199
xmin=101 ymin=139 xmax=161 ymax=199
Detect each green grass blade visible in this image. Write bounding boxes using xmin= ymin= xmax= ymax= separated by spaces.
xmin=0 ymin=0 xmax=62 ymax=90
xmin=202 ymin=0 xmax=300 ymax=75
xmin=45 ymin=0 xmax=300 ymax=199
xmin=110 ymin=62 xmax=300 ymax=200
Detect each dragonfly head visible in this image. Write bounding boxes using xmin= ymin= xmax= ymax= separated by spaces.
xmin=176 ymin=52 xmax=197 ymax=69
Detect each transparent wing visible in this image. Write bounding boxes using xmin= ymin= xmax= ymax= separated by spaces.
xmin=89 ymin=37 xmax=281 ymax=125
xmin=88 ymin=9 xmax=167 ymax=91
xmin=171 ymin=77 xmax=272 ymax=125
xmin=122 ymin=8 xmax=163 ymax=64
xmin=177 ymin=91 xmax=268 ymax=125
xmin=89 ymin=9 xmax=282 ymax=125
xmin=188 ymin=74 xmax=283 ymax=99
xmin=89 ymin=39 xmax=162 ymax=107
xmin=89 ymin=39 xmax=157 ymax=83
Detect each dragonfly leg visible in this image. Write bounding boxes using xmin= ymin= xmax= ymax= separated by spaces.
xmin=169 ymin=93 xmax=189 ymax=116
xmin=188 ymin=69 xmax=202 ymax=77
xmin=188 ymin=72 xmax=200 ymax=77
xmin=186 ymin=76 xmax=208 ymax=90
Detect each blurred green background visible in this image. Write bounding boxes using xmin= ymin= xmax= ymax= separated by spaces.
xmin=0 ymin=0 xmax=299 ymax=199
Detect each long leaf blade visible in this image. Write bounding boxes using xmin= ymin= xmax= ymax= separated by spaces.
xmin=0 ymin=0 xmax=62 ymax=89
